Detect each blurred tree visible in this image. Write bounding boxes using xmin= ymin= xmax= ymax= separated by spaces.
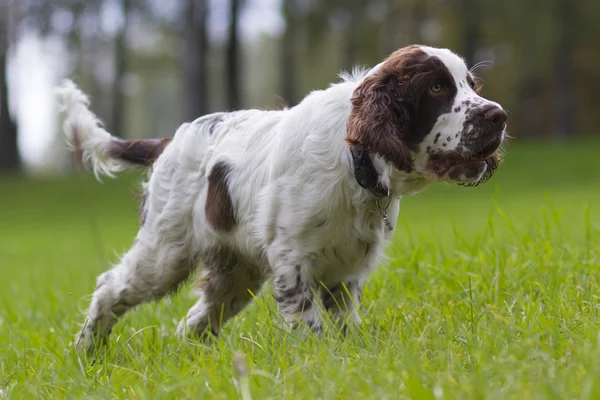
xmin=281 ymin=0 xmax=298 ymax=106
xmin=572 ymin=0 xmax=600 ymax=134
xmin=17 ymin=0 xmax=149 ymax=138
xmin=344 ymin=0 xmax=363 ymax=70
xmin=380 ymin=0 xmax=404 ymax=54
xmin=456 ymin=0 xmax=479 ymax=67
xmin=516 ymin=1 xmax=555 ymax=138
xmin=484 ymin=0 xmax=554 ymax=138
xmin=4 ymin=0 xmax=599 ymax=162
xmin=303 ymin=0 xmax=370 ymax=70
xmin=408 ymin=0 xmax=427 ymax=46
xmin=0 ymin=0 xmax=20 ymax=170
xmin=73 ymin=2 xmax=105 ymax=120
xmin=227 ymin=0 xmax=241 ymax=110
xmin=16 ymin=0 xmax=110 ymax=123
xmin=379 ymin=0 xmax=427 ymax=57
xmin=111 ymin=0 xmax=132 ymax=138
xmin=553 ymin=0 xmax=575 ymax=138
xmin=183 ymin=0 xmax=209 ymax=119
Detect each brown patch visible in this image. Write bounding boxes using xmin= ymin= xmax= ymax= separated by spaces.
xmin=205 ymin=162 xmax=236 ymax=231
xmin=346 ymin=46 xmax=422 ymax=172
xmin=346 ymin=45 xmax=458 ymax=171
xmin=110 ymin=137 xmax=172 ymax=166
xmin=112 ymin=138 xmax=172 ymax=225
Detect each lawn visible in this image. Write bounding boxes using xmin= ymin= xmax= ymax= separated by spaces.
xmin=1 ymin=138 xmax=600 ymax=399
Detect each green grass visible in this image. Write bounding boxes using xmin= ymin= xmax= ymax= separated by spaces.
xmin=1 ymin=138 xmax=600 ymax=399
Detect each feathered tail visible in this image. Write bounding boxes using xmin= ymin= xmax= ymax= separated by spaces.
xmin=55 ymin=79 xmax=171 ymax=179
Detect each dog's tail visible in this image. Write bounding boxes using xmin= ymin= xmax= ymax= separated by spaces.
xmin=55 ymin=79 xmax=172 ymax=179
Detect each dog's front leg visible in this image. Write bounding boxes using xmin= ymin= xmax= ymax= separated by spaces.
xmin=320 ymin=278 xmax=364 ymax=332
xmin=271 ymin=258 xmax=322 ymax=334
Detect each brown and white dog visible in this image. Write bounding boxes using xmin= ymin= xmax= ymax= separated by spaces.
xmin=56 ymin=45 xmax=507 ymax=352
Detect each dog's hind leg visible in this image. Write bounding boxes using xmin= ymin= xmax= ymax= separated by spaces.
xmin=177 ymin=249 xmax=264 ymax=340
xmin=75 ymin=236 xmax=197 ymax=353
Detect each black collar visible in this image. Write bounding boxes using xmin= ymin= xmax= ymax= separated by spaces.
xmin=351 ymin=149 xmax=389 ymax=197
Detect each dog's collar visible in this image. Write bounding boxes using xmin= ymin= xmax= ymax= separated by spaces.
xmin=350 ymin=149 xmax=389 ymax=198
xmin=351 ymin=149 xmax=394 ymax=231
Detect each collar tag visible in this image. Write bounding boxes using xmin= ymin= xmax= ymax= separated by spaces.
xmin=376 ymin=193 xmax=394 ymax=231
xmin=351 ymin=149 xmax=394 ymax=231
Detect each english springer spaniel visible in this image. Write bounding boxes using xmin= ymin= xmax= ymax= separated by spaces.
xmin=56 ymin=45 xmax=507 ymax=352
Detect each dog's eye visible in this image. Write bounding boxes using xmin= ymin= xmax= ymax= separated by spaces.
xmin=468 ymin=77 xmax=482 ymax=93
xmin=429 ymin=83 xmax=443 ymax=95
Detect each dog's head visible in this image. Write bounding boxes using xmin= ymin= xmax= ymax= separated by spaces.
xmin=347 ymin=45 xmax=507 ymax=186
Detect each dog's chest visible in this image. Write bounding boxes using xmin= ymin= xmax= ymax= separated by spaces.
xmin=305 ymin=209 xmax=385 ymax=284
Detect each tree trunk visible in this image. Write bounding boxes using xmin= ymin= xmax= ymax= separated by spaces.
xmin=226 ymin=0 xmax=241 ymax=110
xmin=281 ymin=0 xmax=298 ymax=106
xmin=408 ymin=0 xmax=426 ymax=45
xmin=0 ymin=0 xmax=19 ymax=170
xmin=516 ymin=77 xmax=542 ymax=138
xmin=380 ymin=0 xmax=402 ymax=55
xmin=111 ymin=0 xmax=132 ymax=138
xmin=183 ymin=0 xmax=209 ymax=120
xmin=458 ymin=0 xmax=479 ymax=67
xmin=553 ymin=0 xmax=575 ymax=138
xmin=344 ymin=0 xmax=361 ymax=71
xmin=512 ymin=2 xmax=543 ymax=138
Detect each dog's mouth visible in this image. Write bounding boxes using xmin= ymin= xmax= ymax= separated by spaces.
xmin=428 ymin=139 xmax=503 ymax=186
xmin=455 ymin=136 xmax=503 ymax=186
xmin=455 ymin=153 xmax=501 ymax=187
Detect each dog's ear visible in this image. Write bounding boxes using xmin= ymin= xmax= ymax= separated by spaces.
xmin=346 ymin=73 xmax=413 ymax=172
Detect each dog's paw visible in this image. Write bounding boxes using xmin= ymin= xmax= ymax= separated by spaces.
xmin=73 ymin=326 xmax=107 ymax=357
xmin=176 ymin=318 xmax=219 ymax=344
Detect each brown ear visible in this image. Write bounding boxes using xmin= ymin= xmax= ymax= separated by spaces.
xmin=346 ymin=74 xmax=413 ymax=172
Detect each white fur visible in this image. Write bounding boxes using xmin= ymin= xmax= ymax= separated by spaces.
xmin=55 ymin=80 xmax=128 ymax=179
xmin=58 ymin=46 xmax=503 ymax=351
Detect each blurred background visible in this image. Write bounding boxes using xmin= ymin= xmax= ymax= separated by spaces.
xmin=2 ymin=2 xmax=600 ymax=394
xmin=0 ymin=0 xmax=599 ymax=175
xmin=1 ymin=0 xmax=600 ymax=265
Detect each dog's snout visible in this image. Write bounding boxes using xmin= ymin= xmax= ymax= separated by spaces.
xmin=484 ymin=108 xmax=507 ymax=128
xmin=473 ymin=105 xmax=507 ymax=130
xmin=464 ymin=104 xmax=506 ymax=159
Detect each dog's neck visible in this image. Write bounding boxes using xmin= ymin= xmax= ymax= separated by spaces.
xmin=354 ymin=151 xmax=430 ymax=199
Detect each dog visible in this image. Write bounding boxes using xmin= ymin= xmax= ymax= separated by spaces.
xmin=56 ymin=45 xmax=507 ymax=352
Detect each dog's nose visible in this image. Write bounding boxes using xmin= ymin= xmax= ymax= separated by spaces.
xmin=483 ymin=107 xmax=507 ymax=129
